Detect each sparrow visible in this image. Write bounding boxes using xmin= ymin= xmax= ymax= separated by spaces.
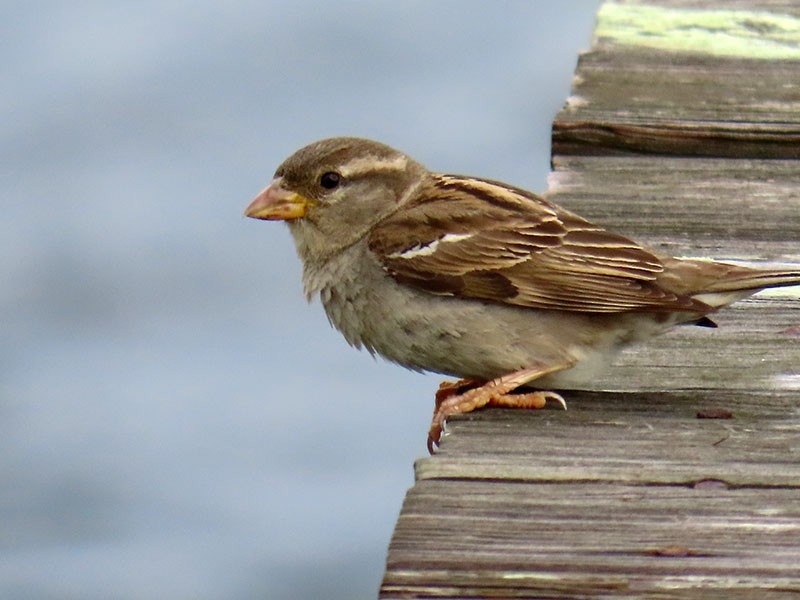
xmin=245 ymin=137 xmax=800 ymax=452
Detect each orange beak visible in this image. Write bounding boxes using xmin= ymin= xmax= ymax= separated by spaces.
xmin=244 ymin=178 xmax=310 ymax=221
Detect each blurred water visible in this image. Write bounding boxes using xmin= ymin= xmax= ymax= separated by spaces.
xmin=1 ymin=2 xmax=600 ymax=598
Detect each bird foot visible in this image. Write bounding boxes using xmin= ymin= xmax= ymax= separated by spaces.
xmin=427 ymin=371 xmax=567 ymax=454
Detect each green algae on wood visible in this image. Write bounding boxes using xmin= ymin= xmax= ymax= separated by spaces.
xmin=596 ymin=2 xmax=800 ymax=59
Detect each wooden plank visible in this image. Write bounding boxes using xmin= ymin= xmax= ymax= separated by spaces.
xmin=381 ymin=1 xmax=800 ymax=597
xmin=546 ymin=156 xmax=800 ymax=262
xmin=383 ymin=481 xmax=800 ymax=598
xmin=553 ymin=1 xmax=800 ymax=158
xmin=418 ymin=389 xmax=800 ymax=487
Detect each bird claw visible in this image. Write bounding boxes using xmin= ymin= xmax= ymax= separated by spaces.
xmin=427 ymin=383 xmax=568 ymax=454
xmin=427 ymin=430 xmax=440 ymax=454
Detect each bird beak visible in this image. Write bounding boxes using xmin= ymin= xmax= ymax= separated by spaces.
xmin=244 ymin=178 xmax=310 ymax=220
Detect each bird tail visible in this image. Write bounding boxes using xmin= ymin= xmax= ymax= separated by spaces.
xmin=661 ymin=258 xmax=800 ymax=309
xmin=700 ymin=267 xmax=800 ymax=293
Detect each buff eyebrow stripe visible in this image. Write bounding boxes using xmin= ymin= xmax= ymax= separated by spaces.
xmin=433 ymin=178 xmax=527 ymax=212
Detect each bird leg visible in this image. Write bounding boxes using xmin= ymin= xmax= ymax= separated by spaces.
xmin=428 ymin=363 xmax=573 ymax=453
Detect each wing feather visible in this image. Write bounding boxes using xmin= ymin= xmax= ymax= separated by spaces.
xmin=367 ymin=174 xmax=706 ymax=313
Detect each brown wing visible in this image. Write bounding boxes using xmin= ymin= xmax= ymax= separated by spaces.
xmin=367 ymin=174 xmax=707 ymax=313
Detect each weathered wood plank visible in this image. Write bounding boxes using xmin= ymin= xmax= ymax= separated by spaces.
xmin=418 ymin=392 xmax=800 ymax=486
xmin=383 ymin=481 xmax=800 ymax=598
xmin=553 ymin=1 xmax=800 ymax=158
xmin=546 ymin=156 xmax=800 ymax=262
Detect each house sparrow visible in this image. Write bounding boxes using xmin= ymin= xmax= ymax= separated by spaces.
xmin=245 ymin=137 xmax=800 ymax=452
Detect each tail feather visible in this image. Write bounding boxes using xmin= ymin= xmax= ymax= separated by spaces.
xmin=659 ymin=258 xmax=800 ymax=310
xmin=699 ymin=268 xmax=800 ymax=293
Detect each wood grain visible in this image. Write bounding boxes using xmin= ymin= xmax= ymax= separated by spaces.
xmin=553 ymin=1 xmax=800 ymax=158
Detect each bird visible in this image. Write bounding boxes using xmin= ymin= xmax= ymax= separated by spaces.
xmin=244 ymin=136 xmax=800 ymax=452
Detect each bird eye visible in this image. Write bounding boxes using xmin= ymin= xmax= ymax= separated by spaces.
xmin=319 ymin=171 xmax=341 ymax=190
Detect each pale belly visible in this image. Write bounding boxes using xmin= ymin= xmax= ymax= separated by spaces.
xmin=305 ymin=241 xmax=686 ymax=388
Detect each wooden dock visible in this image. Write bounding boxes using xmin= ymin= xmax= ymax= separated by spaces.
xmin=380 ymin=1 xmax=800 ymax=597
